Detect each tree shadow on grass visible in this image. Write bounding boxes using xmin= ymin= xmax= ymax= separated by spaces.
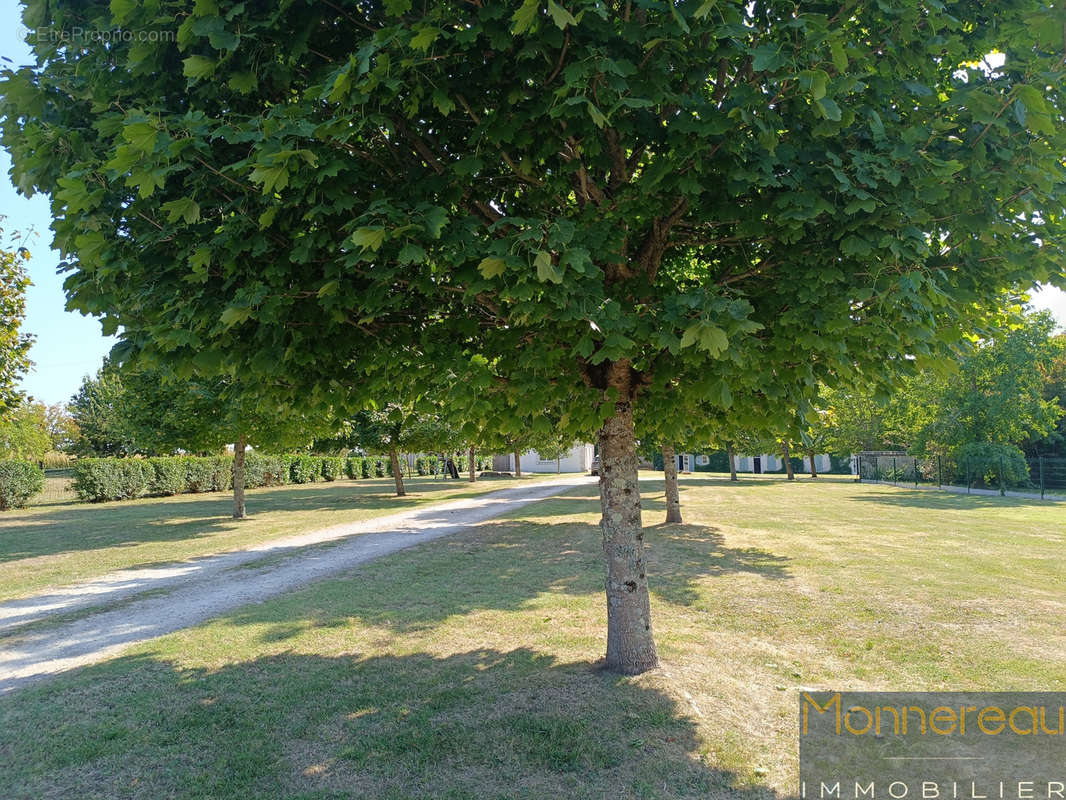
xmin=847 ymin=489 xmax=1055 ymax=510
xmin=0 ymin=648 xmax=795 ymax=799
xmin=0 ymin=476 xmax=536 ymax=564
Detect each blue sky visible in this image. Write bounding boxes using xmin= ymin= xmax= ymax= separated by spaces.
xmin=2 ymin=0 xmax=116 ymax=406
xmin=1 ymin=0 xmax=1064 ymax=406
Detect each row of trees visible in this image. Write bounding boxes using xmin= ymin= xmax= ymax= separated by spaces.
xmin=3 ymin=0 xmax=1064 ymax=675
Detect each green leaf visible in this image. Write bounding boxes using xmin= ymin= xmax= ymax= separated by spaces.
xmin=189 ymin=248 xmax=212 ymax=271
xmin=110 ymin=0 xmax=138 ymax=25
xmin=317 ymin=280 xmax=340 ymax=298
xmin=512 ymin=0 xmax=539 ymax=34
xmin=432 ymin=89 xmax=455 ymax=116
xmin=534 ymin=250 xmax=563 ymax=283
xmin=829 ymin=41 xmax=848 ymax=72
xmin=586 ymin=101 xmax=608 ymax=129
xmin=182 ymin=55 xmax=217 ymax=81
xmin=161 ymin=197 xmax=201 ymax=224
xmin=478 ymin=256 xmax=507 ymax=279
xmin=806 ymin=69 xmax=828 ymax=101
xmin=220 ymin=307 xmax=253 ymax=328
xmin=751 ymin=44 xmax=783 ymax=72
xmin=249 ymin=164 xmax=290 ymax=194
xmin=410 ymin=26 xmax=440 ymax=51
xmin=693 ymin=1 xmax=716 ymax=20
xmin=816 ymin=96 xmax=842 ymax=121
xmin=258 ymin=206 xmax=279 ymax=228
xmin=423 ymin=207 xmax=448 ymax=238
xmin=351 ymin=228 xmax=386 ymax=251
xmin=697 ymin=325 xmax=729 ymax=355
xmin=546 ymin=0 xmax=577 ymax=29
xmin=398 ymin=242 xmax=427 ymax=264
xmin=122 ymin=122 xmax=158 ymax=154
xmin=227 ymin=72 xmax=258 ymax=93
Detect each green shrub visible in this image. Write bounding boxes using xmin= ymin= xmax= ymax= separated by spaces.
xmin=360 ymin=457 xmax=372 ymax=479
xmin=184 ymin=456 xmax=232 ymax=493
xmin=373 ymin=456 xmax=386 ymax=478
xmin=345 ymin=456 xmax=363 ymax=480
xmin=0 ymin=460 xmax=45 ymax=509
xmin=244 ymin=453 xmax=289 ymax=488
xmin=956 ymin=442 xmax=1030 ymax=489
xmin=321 ymin=456 xmax=344 ymax=482
xmin=148 ymin=458 xmax=186 ymax=495
xmin=415 ymin=456 xmax=426 ymax=476
xmin=72 ymin=458 xmax=152 ymax=502
xmin=290 ymin=455 xmax=321 ymax=484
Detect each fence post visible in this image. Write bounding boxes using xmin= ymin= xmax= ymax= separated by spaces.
xmin=937 ymin=455 xmax=942 ymax=488
xmin=966 ymin=456 xmax=971 ymax=494
xmin=914 ymin=458 xmax=919 ymax=488
xmin=1040 ymin=456 xmax=1045 ymax=500
xmin=999 ymin=454 xmax=1005 ymax=496
xmin=892 ymin=457 xmax=897 ymax=486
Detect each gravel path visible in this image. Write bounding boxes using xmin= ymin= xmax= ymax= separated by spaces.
xmin=0 ymin=476 xmax=595 ymax=694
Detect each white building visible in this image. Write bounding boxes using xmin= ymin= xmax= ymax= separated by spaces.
xmin=675 ymin=452 xmax=832 ymax=474
xmin=493 ymin=443 xmax=595 ymax=474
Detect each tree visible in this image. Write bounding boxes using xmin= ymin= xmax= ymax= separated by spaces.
xmin=44 ymin=404 xmax=79 ymax=453
xmin=5 ymin=1 xmax=1066 ymax=675
xmin=0 ymin=232 xmax=33 ymax=416
xmin=0 ymin=399 xmax=50 ymax=460
xmin=67 ymin=361 xmax=135 ymax=457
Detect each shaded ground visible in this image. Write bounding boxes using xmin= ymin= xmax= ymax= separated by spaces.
xmin=2 ymin=476 xmax=1065 ymax=798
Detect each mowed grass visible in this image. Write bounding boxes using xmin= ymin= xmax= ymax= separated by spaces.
xmin=3 ymin=476 xmax=1066 ymax=799
xmin=0 ymin=473 xmax=575 ymax=602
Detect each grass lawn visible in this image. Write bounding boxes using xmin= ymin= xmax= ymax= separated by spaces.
xmin=2 ymin=476 xmax=1065 ymax=798
xmin=0 ymin=473 xmax=576 ymax=602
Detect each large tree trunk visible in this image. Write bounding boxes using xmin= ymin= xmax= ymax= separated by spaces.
xmin=807 ymin=449 xmax=818 ymax=479
xmin=598 ymin=361 xmax=659 ymax=675
xmin=514 ymin=449 xmax=522 ymax=477
xmin=468 ymin=446 xmax=476 ymax=482
xmin=232 ymin=433 xmax=247 ymax=520
xmin=727 ymin=441 xmax=738 ymax=482
xmin=389 ymin=448 xmax=406 ymax=496
xmin=662 ymin=444 xmax=682 ymax=523
xmin=782 ymin=442 xmax=795 ymax=480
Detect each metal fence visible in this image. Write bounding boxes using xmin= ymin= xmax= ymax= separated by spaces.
xmin=856 ymin=454 xmax=1066 ymax=500
xmin=29 ymin=470 xmax=78 ymax=507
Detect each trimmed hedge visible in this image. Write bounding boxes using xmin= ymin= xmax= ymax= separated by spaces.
xmin=0 ymin=460 xmax=46 ymax=510
xmin=289 ymin=455 xmax=322 ymax=484
xmin=184 ymin=456 xmax=232 ymax=493
xmin=148 ymin=457 xmax=186 ymax=495
xmin=72 ymin=458 xmax=153 ymax=502
xmin=321 ymin=456 xmax=344 ymax=482
xmin=245 ymin=453 xmax=289 ymax=488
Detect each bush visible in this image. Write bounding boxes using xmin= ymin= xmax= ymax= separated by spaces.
xmin=72 ymin=458 xmax=152 ymax=502
xmin=184 ymin=456 xmax=232 ymax=493
xmin=244 ymin=453 xmax=289 ymax=488
xmin=41 ymin=451 xmax=73 ymax=470
xmin=373 ymin=456 xmax=386 ymax=478
xmin=148 ymin=458 xmax=186 ymax=495
xmin=290 ymin=455 xmax=321 ymax=484
xmin=321 ymin=456 xmax=344 ymax=481
xmin=956 ymin=442 xmax=1030 ymax=490
xmin=0 ymin=460 xmax=45 ymax=509
xmin=361 ymin=457 xmax=372 ymax=479
xmin=345 ymin=456 xmax=363 ymax=480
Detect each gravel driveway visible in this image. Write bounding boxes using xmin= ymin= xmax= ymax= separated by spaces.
xmin=0 ymin=476 xmax=595 ymax=693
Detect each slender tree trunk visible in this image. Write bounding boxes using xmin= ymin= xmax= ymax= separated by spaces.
xmin=727 ymin=441 xmax=738 ymax=481
xmin=389 ymin=448 xmax=406 ymax=496
xmin=469 ymin=446 xmax=476 ymax=482
xmin=514 ymin=449 xmax=522 ymax=477
xmin=782 ymin=442 xmax=795 ymax=480
xmin=598 ymin=361 xmax=659 ymax=675
xmin=808 ymin=449 xmax=818 ymax=479
xmin=662 ymin=444 xmax=682 ymax=523
xmin=232 ymin=433 xmax=247 ymax=520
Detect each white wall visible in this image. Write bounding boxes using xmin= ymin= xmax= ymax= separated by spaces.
xmin=514 ymin=443 xmax=594 ymax=473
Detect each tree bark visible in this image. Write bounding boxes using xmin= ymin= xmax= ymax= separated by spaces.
xmin=513 ymin=449 xmax=522 ymax=476
xmin=598 ymin=361 xmax=659 ymax=675
xmin=807 ymin=449 xmax=818 ymax=479
xmin=782 ymin=442 xmax=795 ymax=480
xmin=469 ymin=446 xmax=476 ymax=482
xmin=662 ymin=444 xmax=682 ymax=523
xmin=232 ymin=433 xmax=247 ymax=520
xmin=727 ymin=441 xmax=738 ymax=481
xmin=390 ymin=448 xmax=406 ymax=496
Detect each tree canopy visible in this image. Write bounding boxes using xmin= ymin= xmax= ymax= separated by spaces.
xmin=4 ymin=0 xmax=1065 ymax=674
